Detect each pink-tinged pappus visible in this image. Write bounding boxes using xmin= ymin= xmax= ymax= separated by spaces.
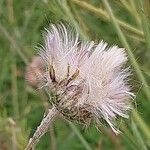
xmin=38 ymin=23 xmax=134 ymax=134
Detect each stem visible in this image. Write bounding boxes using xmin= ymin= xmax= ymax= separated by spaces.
xmin=7 ymin=0 xmax=15 ymax=23
xmin=11 ymin=58 xmax=19 ymax=119
xmin=68 ymin=122 xmax=92 ymax=150
xmin=0 ymin=23 xmax=29 ymax=65
xmin=71 ymin=0 xmax=144 ymax=38
xmin=67 ymin=0 xmax=90 ymax=39
xmin=49 ymin=125 xmax=57 ymax=150
xmin=138 ymin=0 xmax=150 ymax=60
xmin=129 ymin=0 xmax=141 ymax=28
xmin=131 ymin=120 xmax=148 ymax=150
xmin=61 ymin=0 xmax=88 ymax=40
xmin=8 ymin=118 xmax=17 ymax=150
xmin=25 ymin=107 xmax=59 ymax=150
xmin=120 ymin=0 xmax=141 ymax=28
xmin=132 ymin=110 xmax=150 ymax=140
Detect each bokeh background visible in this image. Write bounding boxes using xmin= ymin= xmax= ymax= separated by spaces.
xmin=0 ymin=0 xmax=150 ymax=149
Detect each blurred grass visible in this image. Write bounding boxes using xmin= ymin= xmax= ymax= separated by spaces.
xmin=0 ymin=0 xmax=150 ymax=150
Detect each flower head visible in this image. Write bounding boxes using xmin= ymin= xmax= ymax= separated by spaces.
xmin=38 ymin=23 xmax=133 ymax=134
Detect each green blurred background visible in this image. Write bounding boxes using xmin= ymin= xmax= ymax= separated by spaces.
xmin=0 ymin=0 xmax=150 ymax=149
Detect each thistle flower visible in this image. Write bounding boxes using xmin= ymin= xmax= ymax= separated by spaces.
xmin=25 ymin=23 xmax=133 ymax=150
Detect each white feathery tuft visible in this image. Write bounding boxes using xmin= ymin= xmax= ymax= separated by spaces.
xmin=39 ymin=23 xmax=134 ymax=134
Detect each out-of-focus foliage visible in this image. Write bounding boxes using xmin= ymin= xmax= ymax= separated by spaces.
xmin=0 ymin=0 xmax=150 ymax=149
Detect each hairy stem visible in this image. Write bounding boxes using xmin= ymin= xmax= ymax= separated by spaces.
xmin=25 ymin=107 xmax=59 ymax=150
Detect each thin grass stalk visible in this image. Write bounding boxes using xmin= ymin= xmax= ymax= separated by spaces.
xmin=121 ymin=123 xmax=138 ymax=149
xmin=129 ymin=0 xmax=141 ymax=28
xmin=67 ymin=0 xmax=90 ymax=39
xmin=132 ymin=110 xmax=150 ymax=140
xmin=60 ymin=0 xmax=88 ymax=39
xmin=49 ymin=125 xmax=56 ymax=150
xmin=11 ymin=123 xmax=17 ymax=150
xmin=120 ymin=0 xmax=141 ymax=28
xmin=101 ymin=0 xmax=150 ymax=101
xmin=0 ymin=0 xmax=5 ymax=14
xmin=120 ymin=0 xmax=131 ymax=12
xmin=22 ymin=0 xmax=39 ymax=35
xmin=71 ymin=0 xmax=144 ymax=38
xmin=126 ymin=33 xmax=145 ymax=43
xmin=68 ymin=122 xmax=93 ymax=150
xmin=131 ymin=120 xmax=148 ymax=150
xmin=8 ymin=118 xmax=17 ymax=150
xmin=11 ymin=56 xmax=19 ymax=119
xmin=138 ymin=0 xmax=150 ymax=58
xmin=99 ymin=126 xmax=124 ymax=150
xmin=7 ymin=0 xmax=15 ymax=23
xmin=0 ymin=24 xmax=29 ymax=65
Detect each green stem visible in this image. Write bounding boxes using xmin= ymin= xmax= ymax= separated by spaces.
xmin=71 ymin=0 xmax=144 ymax=38
xmin=61 ymin=0 xmax=88 ymax=40
xmin=67 ymin=0 xmax=90 ymax=39
xmin=11 ymin=55 xmax=19 ymax=119
xmin=120 ymin=0 xmax=141 ymax=28
xmin=0 ymin=24 xmax=29 ymax=65
xmin=129 ymin=0 xmax=141 ymax=28
xmin=139 ymin=0 xmax=150 ymax=59
xmin=68 ymin=122 xmax=92 ymax=150
xmin=132 ymin=110 xmax=150 ymax=140
xmin=131 ymin=120 xmax=148 ymax=150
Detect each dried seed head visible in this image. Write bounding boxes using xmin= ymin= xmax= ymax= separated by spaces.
xmin=38 ymin=23 xmax=134 ymax=134
xmin=25 ymin=56 xmax=44 ymax=88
